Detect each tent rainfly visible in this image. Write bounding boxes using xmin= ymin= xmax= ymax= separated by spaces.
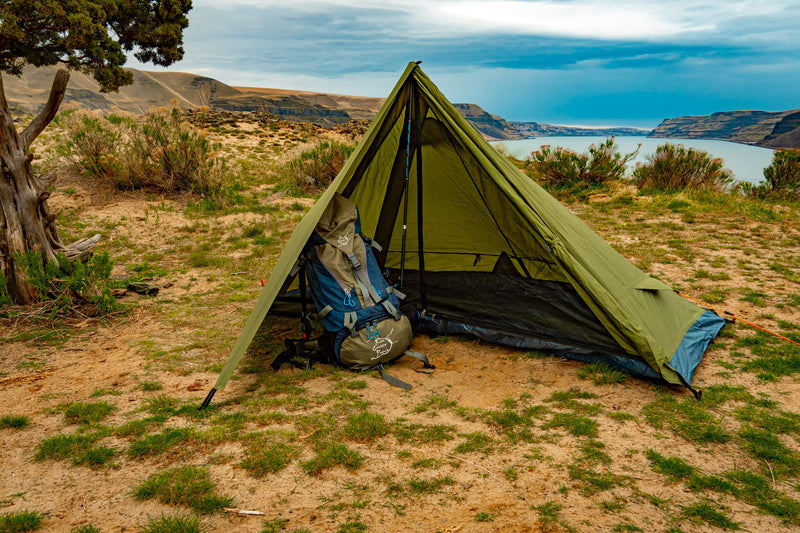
xmin=202 ymin=62 xmax=725 ymax=407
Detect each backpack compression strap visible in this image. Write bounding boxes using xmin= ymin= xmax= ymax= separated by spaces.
xmin=376 ymin=351 xmax=436 ymax=390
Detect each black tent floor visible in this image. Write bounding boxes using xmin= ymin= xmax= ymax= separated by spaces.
xmin=414 ymin=313 xmax=663 ymax=381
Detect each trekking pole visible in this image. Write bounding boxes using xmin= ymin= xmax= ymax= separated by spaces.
xmin=400 ymin=82 xmax=413 ymax=287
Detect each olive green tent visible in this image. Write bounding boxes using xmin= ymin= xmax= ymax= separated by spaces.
xmin=202 ymin=62 xmax=724 ymax=407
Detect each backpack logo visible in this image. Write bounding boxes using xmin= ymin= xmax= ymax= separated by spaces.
xmin=337 ymin=234 xmax=349 ymax=246
xmin=371 ymin=328 xmax=395 ymax=359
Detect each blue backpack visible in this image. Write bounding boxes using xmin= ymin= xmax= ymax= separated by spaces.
xmin=274 ymin=194 xmax=432 ymax=388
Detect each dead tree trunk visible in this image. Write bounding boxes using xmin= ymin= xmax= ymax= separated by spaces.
xmin=0 ymin=69 xmax=73 ymax=304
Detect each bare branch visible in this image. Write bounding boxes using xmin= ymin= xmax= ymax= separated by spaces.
xmin=37 ymin=190 xmax=51 ymax=205
xmin=35 ymin=170 xmax=57 ymax=192
xmin=62 ymin=234 xmax=101 ymax=261
xmin=20 ymin=69 xmax=70 ymax=149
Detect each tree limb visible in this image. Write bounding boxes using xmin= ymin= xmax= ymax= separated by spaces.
xmin=62 ymin=234 xmax=101 ymax=261
xmin=20 ymin=69 xmax=69 ymax=149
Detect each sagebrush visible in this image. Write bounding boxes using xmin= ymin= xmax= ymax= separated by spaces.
xmin=633 ymin=143 xmax=733 ymax=191
xmin=58 ymin=107 xmax=224 ymax=194
xmin=279 ymin=140 xmax=356 ymax=193
xmin=744 ymin=148 xmax=800 ymax=199
xmin=524 ymin=137 xmax=638 ymax=186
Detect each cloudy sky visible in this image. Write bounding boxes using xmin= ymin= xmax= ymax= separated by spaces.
xmin=128 ymin=0 xmax=800 ymax=128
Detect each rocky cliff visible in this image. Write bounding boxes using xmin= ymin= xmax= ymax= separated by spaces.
xmin=649 ymin=110 xmax=800 ymax=148
xmin=453 ymin=103 xmax=525 ymax=140
xmin=760 ymin=111 xmax=800 ymax=149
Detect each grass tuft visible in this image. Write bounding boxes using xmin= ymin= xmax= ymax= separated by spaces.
xmin=133 ymin=465 xmax=233 ymax=514
xmin=544 ymin=412 xmax=599 ymax=437
xmin=641 ymin=394 xmax=731 ymax=443
xmin=407 ymin=476 xmax=456 ymax=495
xmin=71 ymin=525 xmax=101 ymax=533
xmin=576 ymin=362 xmax=627 ymax=385
xmin=738 ymin=427 xmax=800 ymax=475
xmin=61 ymin=401 xmax=115 ymax=425
xmin=454 ymin=432 xmax=495 ymax=454
xmin=35 ymin=433 xmax=115 ymax=468
xmin=393 ymin=422 xmax=457 ymax=444
xmin=568 ymin=463 xmax=629 ymax=496
xmin=680 ymin=501 xmax=741 ymax=530
xmin=241 ymin=442 xmax=300 ymax=478
xmin=260 ymin=518 xmax=289 ymax=533
xmin=645 ymin=449 xmax=695 ymax=480
xmin=300 ymin=443 xmax=364 ymax=475
xmin=0 ymin=510 xmax=44 ymax=532
xmin=343 ymin=412 xmax=390 ymax=443
xmin=127 ymin=427 xmax=196 ymax=458
xmin=0 ymin=415 xmax=30 ymax=429
xmin=532 ymin=500 xmax=566 ymax=531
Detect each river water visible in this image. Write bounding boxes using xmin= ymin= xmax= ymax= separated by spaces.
xmin=493 ymin=136 xmax=776 ymax=184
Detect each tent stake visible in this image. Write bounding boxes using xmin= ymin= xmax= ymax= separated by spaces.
xmin=199 ymin=388 xmax=217 ymax=410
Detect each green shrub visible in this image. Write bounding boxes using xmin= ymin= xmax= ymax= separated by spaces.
xmin=526 ymin=145 xmax=586 ymax=183
xmin=525 ymin=137 xmax=637 ymax=186
xmin=129 ymin=109 xmax=224 ymax=194
xmin=279 ymin=141 xmax=355 ymax=193
xmin=65 ymin=114 xmax=123 ymax=182
xmin=745 ymin=148 xmax=800 ymax=199
xmin=8 ymin=250 xmax=121 ymax=316
xmin=633 ymin=143 xmax=732 ymax=191
xmin=62 ymin=107 xmax=224 ymax=195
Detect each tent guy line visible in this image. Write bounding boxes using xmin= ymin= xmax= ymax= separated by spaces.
xmin=678 ymin=291 xmax=800 ymax=348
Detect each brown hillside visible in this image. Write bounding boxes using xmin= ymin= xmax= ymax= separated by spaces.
xmin=234 ymin=86 xmax=385 ymax=121
xmin=4 ymin=65 xmax=352 ymax=126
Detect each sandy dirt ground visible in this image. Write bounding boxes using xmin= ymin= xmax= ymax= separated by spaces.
xmin=1 ymin=123 xmax=799 ymax=533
